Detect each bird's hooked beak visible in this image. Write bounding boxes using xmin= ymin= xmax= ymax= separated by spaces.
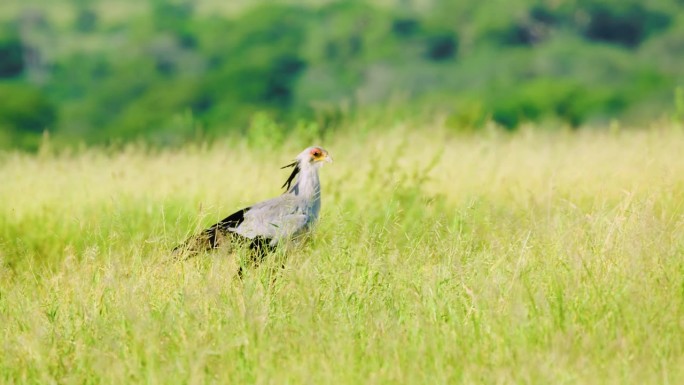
xmin=322 ymin=150 xmax=333 ymax=163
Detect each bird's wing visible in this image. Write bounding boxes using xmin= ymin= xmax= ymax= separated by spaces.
xmin=202 ymin=206 xmax=250 ymax=244
xmin=232 ymin=194 xmax=309 ymax=244
xmin=174 ymin=194 xmax=309 ymax=256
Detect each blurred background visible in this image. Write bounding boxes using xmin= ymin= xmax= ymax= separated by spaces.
xmin=1 ymin=0 xmax=683 ymax=150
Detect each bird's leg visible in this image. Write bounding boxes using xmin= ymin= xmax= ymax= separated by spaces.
xmin=234 ymin=240 xmax=269 ymax=279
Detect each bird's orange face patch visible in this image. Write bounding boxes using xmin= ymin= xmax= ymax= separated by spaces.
xmin=310 ymin=148 xmax=323 ymax=159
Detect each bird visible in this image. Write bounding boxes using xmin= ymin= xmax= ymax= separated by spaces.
xmin=174 ymin=146 xmax=332 ymax=261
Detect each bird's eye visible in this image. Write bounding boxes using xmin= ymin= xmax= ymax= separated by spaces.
xmin=311 ymin=150 xmax=321 ymax=157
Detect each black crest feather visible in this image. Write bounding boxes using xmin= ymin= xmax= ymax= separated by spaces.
xmin=281 ymin=161 xmax=300 ymax=190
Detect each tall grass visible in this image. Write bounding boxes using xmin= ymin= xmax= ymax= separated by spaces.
xmin=1 ymin=125 xmax=683 ymax=384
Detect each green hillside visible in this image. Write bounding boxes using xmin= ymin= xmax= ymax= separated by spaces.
xmin=1 ymin=0 xmax=683 ymax=149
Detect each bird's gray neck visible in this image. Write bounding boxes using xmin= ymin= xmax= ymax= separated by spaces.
xmin=289 ymin=165 xmax=320 ymax=200
xmin=289 ymin=164 xmax=322 ymax=223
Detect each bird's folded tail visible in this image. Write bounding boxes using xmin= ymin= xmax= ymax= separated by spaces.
xmin=172 ymin=229 xmax=276 ymax=262
xmin=172 ymin=207 xmax=251 ymax=259
xmin=172 ymin=227 xmax=227 ymax=259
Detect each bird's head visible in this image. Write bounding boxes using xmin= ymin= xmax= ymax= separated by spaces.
xmin=281 ymin=146 xmax=332 ymax=190
xmin=297 ymin=146 xmax=332 ymax=167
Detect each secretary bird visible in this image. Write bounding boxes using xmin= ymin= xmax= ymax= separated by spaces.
xmin=174 ymin=146 xmax=332 ymax=260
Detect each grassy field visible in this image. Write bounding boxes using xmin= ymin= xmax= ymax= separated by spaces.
xmin=1 ymin=125 xmax=683 ymax=384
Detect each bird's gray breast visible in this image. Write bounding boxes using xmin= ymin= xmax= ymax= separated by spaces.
xmin=307 ymin=190 xmax=321 ymax=226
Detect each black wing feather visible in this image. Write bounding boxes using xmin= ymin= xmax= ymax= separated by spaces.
xmin=202 ymin=207 xmax=250 ymax=248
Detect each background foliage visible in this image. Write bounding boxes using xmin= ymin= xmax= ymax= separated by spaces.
xmin=1 ymin=0 xmax=683 ymax=149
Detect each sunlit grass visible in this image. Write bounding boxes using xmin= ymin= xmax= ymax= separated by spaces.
xmin=1 ymin=125 xmax=683 ymax=384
